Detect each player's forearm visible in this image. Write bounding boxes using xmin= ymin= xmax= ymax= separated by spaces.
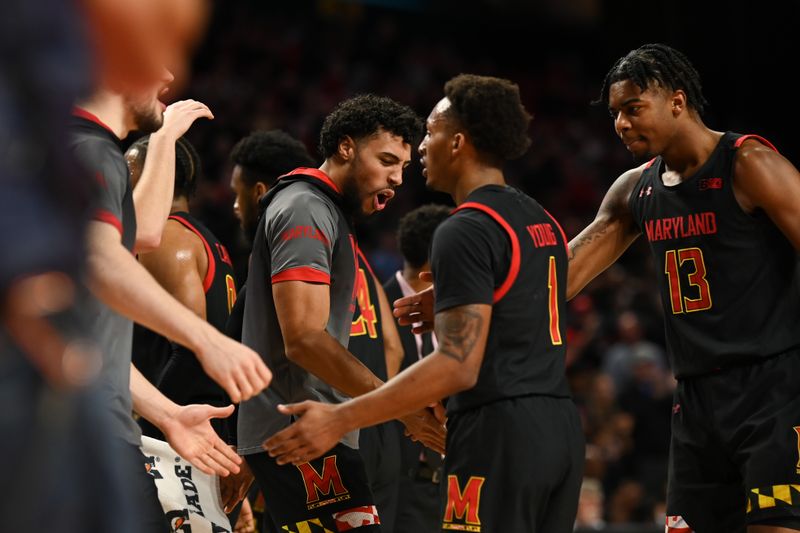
xmin=285 ymin=331 xmax=384 ymax=398
xmin=86 ymin=232 xmax=213 ymax=354
xmin=132 ymin=130 xmax=177 ymax=252
xmin=130 ymin=363 xmax=179 ymax=429
xmin=336 ymin=350 xmax=467 ymax=432
xmin=566 ymin=218 xmax=636 ymax=300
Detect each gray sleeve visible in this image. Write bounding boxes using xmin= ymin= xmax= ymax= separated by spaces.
xmin=266 ymin=191 xmax=338 ymax=284
xmin=72 ymin=138 xmax=128 ymax=234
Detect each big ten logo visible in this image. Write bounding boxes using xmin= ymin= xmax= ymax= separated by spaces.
xmin=166 ymin=509 xmax=191 ymax=532
xmin=442 ymin=475 xmax=485 ymax=532
xmin=143 ymin=455 xmax=163 ymax=479
xmin=296 ymin=455 xmax=350 ymax=510
xmin=350 ymin=268 xmax=378 ymax=338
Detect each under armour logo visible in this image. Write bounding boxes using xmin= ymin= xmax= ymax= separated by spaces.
xmin=639 ymin=186 xmax=653 ymax=197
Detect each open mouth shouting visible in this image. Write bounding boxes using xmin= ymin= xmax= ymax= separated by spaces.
xmin=373 ymin=188 xmax=395 ymax=211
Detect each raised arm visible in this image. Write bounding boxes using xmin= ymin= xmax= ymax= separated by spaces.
xmin=132 ymin=100 xmax=213 ymax=252
xmin=733 ymin=139 xmax=800 ymax=251
xmin=567 ymin=167 xmax=643 ymax=300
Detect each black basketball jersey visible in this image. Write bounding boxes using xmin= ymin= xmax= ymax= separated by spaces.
xmin=133 ymin=211 xmax=237 ymax=440
xmin=348 ymin=250 xmax=388 ymax=381
xmin=628 ymin=132 xmax=800 ymax=377
xmin=431 ymin=185 xmax=571 ymax=414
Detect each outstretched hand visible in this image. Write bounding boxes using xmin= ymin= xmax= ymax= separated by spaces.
xmin=392 ymin=271 xmax=435 ymax=334
xmin=263 ymin=401 xmax=344 ymax=466
xmin=197 ymin=332 xmax=272 ymax=403
xmin=160 ymin=404 xmax=242 ymax=477
xmin=159 ymin=99 xmax=214 ymax=140
xmin=398 ymin=405 xmax=446 ymax=455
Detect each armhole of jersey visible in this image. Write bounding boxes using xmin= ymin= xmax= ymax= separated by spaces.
xmin=452 ymin=202 xmax=520 ymax=303
xmin=734 ymin=134 xmax=779 ymax=153
xmin=541 ymin=207 xmax=569 ymax=256
xmin=168 ymin=215 xmax=215 ymax=293
xmin=356 ymin=247 xmax=377 ymax=279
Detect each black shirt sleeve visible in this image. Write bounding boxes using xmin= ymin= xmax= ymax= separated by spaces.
xmin=431 ymin=210 xmax=510 ymax=313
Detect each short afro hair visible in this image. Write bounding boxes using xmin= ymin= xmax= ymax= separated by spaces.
xmin=597 ymin=43 xmax=708 ymax=115
xmin=443 ymin=74 xmax=532 ymax=162
xmin=318 ymin=94 xmax=423 ymax=159
xmin=128 ymin=135 xmax=202 ymax=199
xmin=230 ymin=130 xmax=316 ymax=187
xmin=397 ymin=204 xmax=451 ymax=268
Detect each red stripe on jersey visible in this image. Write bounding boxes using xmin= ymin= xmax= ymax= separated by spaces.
xmin=168 ymin=215 xmax=215 ymax=293
xmin=94 ymin=209 xmax=123 ymax=236
xmin=453 ymin=202 xmax=520 ymax=303
xmin=542 ymin=207 xmax=569 ymax=256
xmin=271 ymin=266 xmax=330 ymax=285
xmin=734 ymin=134 xmax=779 ymax=153
xmin=644 ymin=158 xmax=657 ymax=169
xmin=281 ymin=167 xmax=342 ymax=194
xmin=72 ymin=107 xmax=116 ymax=136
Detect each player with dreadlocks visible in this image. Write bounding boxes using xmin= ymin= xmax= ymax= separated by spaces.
xmin=566 ymin=43 xmax=800 ymax=533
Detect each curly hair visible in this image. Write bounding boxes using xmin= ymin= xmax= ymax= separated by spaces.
xmin=443 ymin=74 xmax=532 ymax=162
xmin=318 ymin=94 xmax=423 ymax=159
xmin=128 ymin=135 xmax=202 ymax=198
xmin=597 ymin=43 xmax=708 ymax=115
xmin=230 ymin=130 xmax=316 ymax=187
xmin=397 ymin=204 xmax=451 ymax=268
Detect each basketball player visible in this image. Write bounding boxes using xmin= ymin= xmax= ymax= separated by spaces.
xmin=566 ymin=44 xmax=800 ymax=533
xmin=383 ymin=204 xmax=450 ymax=533
xmin=236 ymin=94 xmax=444 ymax=532
xmin=349 ymin=248 xmax=404 ymax=532
xmin=71 ymin=77 xmax=271 ymax=531
xmin=265 ymin=75 xmax=585 ymax=532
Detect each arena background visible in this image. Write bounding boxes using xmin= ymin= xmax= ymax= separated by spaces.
xmin=160 ymin=1 xmax=797 ymax=529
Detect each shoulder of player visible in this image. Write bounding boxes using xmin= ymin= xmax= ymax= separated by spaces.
xmin=268 ymin=182 xmax=336 ymax=218
xmin=435 ymin=208 xmax=503 ymax=246
xmin=159 ymin=218 xmax=208 ymax=270
xmin=599 ymin=164 xmax=647 ymax=217
xmin=69 ymin=136 xmax=126 ymax=176
xmin=733 ymin=138 xmax=784 ymax=177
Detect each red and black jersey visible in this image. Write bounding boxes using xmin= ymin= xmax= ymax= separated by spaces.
xmin=431 ymin=185 xmax=571 ymax=414
xmin=628 ymin=132 xmax=800 ymax=377
xmin=133 ymin=211 xmax=237 ymax=441
xmin=348 ymin=249 xmax=388 ymax=382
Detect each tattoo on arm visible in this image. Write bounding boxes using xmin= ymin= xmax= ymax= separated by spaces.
xmin=436 ymin=307 xmax=483 ymax=362
xmin=568 ymin=223 xmax=609 ymax=262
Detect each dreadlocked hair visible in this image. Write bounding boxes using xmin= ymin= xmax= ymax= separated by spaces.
xmin=129 ymin=135 xmax=202 ymax=198
xmin=596 ymin=43 xmax=708 ymax=115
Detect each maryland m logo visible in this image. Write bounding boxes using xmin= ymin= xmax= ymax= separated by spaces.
xmin=297 ymin=455 xmax=350 ymax=510
xmin=443 ymin=475 xmax=485 ymax=531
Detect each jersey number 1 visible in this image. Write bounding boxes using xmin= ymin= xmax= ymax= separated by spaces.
xmin=664 ymin=248 xmax=712 ymax=314
xmin=547 ymin=256 xmax=563 ymax=345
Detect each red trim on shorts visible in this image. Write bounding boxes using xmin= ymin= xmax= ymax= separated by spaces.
xmin=542 ymin=207 xmax=569 ymax=256
xmin=281 ymin=167 xmax=342 ymax=194
xmin=168 ymin=215 xmax=215 ymax=293
xmin=734 ymin=134 xmax=779 ymax=153
xmin=94 ymin=210 xmax=123 ymax=236
xmin=356 ymin=248 xmax=377 ymax=279
xmin=72 ymin=107 xmax=116 ymax=137
xmin=271 ymin=266 xmax=330 ymax=285
xmin=453 ymin=202 xmax=521 ymax=303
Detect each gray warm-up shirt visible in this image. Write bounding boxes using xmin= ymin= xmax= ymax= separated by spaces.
xmin=237 ymin=169 xmax=359 ymax=454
